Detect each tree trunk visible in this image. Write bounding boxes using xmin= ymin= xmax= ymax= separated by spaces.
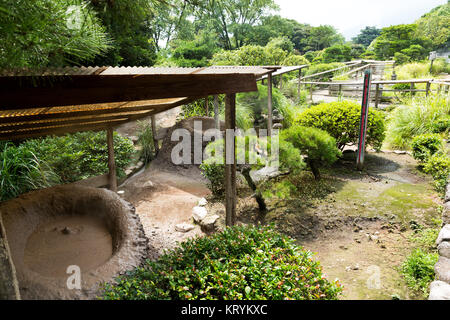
xmin=307 ymin=158 xmax=321 ymax=180
xmin=241 ymin=166 xmax=267 ymax=213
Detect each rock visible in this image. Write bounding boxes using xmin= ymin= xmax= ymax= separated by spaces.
xmin=250 ymin=166 xmax=281 ymax=183
xmin=436 ymin=225 xmax=450 ymax=246
xmin=339 ymin=245 xmax=348 ymax=250
xmin=125 ymin=169 xmax=134 ymax=176
xmin=192 ymin=206 xmax=208 ymax=222
xmin=129 ymin=136 xmax=139 ymax=144
xmin=443 ymin=203 xmax=450 ymax=225
xmin=394 ymin=150 xmax=407 ymax=154
xmin=439 ymin=241 xmax=450 ymax=259
xmin=446 ymin=183 xmax=450 ymax=203
xmin=429 ymin=281 xmax=450 ymax=300
xmin=197 ymin=198 xmax=207 ymax=207
xmin=143 ymin=180 xmax=154 ymax=188
xmin=200 ymin=215 xmax=220 ymax=233
xmin=435 ymin=256 xmax=450 ymax=283
xmin=175 ymin=223 xmax=195 ymax=233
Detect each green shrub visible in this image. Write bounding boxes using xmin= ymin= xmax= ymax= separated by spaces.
xmin=401 ymin=248 xmax=438 ymax=298
xmin=386 ymin=94 xmax=449 ymax=149
xmin=432 ymin=117 xmax=450 ymax=134
xmin=0 ymin=143 xmax=60 ymax=201
xmin=411 ymin=134 xmax=442 ymax=162
xmin=281 ymin=126 xmax=341 ymax=179
xmin=391 ymin=82 xmax=415 ymax=97
xmin=423 ymin=153 xmax=450 ymax=194
xmin=101 ymin=225 xmax=342 ymax=300
xmin=295 ymin=100 xmax=386 ymax=151
xmin=304 ymin=62 xmax=345 ymax=81
xmin=137 ymin=121 xmax=156 ymax=165
xmin=199 ymin=161 xmax=225 ymax=197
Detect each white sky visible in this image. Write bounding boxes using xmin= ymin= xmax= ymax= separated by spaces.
xmin=275 ymin=0 xmax=447 ymax=40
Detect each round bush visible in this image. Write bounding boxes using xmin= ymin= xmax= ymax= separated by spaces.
xmin=101 ymin=225 xmax=342 ymax=300
xmin=295 ymin=100 xmax=386 ymax=151
xmin=423 ymin=153 xmax=450 ymax=194
xmin=411 ymin=133 xmax=442 ymax=163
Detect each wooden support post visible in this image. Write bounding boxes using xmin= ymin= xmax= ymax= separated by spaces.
xmin=310 ymin=84 xmax=313 ymax=102
xmin=267 ymin=72 xmax=273 ymax=137
xmin=338 ymin=84 xmax=342 ymax=97
xmin=106 ymin=127 xmax=117 ymax=192
xmin=214 ymin=95 xmax=220 ymax=130
xmin=375 ymin=84 xmax=380 ymax=108
xmin=225 ymin=94 xmax=236 ymax=227
xmin=410 ymin=82 xmax=414 ymax=94
xmin=279 ymin=75 xmax=283 ymax=90
xmin=426 ymin=82 xmax=431 ymax=97
xmin=205 ymin=96 xmax=209 ymax=116
xmin=297 ymin=69 xmax=302 ymax=103
xmin=151 ymin=115 xmax=159 ymax=155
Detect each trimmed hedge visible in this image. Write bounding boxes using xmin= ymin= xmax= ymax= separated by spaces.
xmin=411 ymin=134 xmax=442 ymax=163
xmin=295 ymin=100 xmax=386 ymax=151
xmin=101 ymin=225 xmax=342 ymax=300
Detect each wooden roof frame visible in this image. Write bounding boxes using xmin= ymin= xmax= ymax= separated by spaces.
xmin=0 ymin=66 xmax=278 ymax=140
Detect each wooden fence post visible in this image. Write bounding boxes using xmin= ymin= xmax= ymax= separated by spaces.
xmin=375 ymin=84 xmax=380 ymax=108
xmin=297 ymin=69 xmax=302 ymax=103
xmin=426 ymin=82 xmax=431 ymax=97
xmin=214 ymin=95 xmax=220 ymax=130
xmin=107 ymin=127 xmax=117 ymax=192
xmin=151 ymin=115 xmax=159 ymax=155
xmin=225 ymin=94 xmax=236 ymax=226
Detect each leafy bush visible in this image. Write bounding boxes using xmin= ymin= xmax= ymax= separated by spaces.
xmin=0 ymin=143 xmax=60 ymax=201
xmin=423 ymin=153 xmax=450 ymax=194
xmin=199 ymin=161 xmax=225 ymax=197
xmin=411 ymin=134 xmax=442 ymax=163
xmin=303 ymin=62 xmax=345 ymax=81
xmin=137 ymin=121 xmax=156 ymax=165
xmin=386 ymin=94 xmax=449 ymax=149
xmin=101 ymin=225 xmax=342 ymax=300
xmin=401 ymin=248 xmax=438 ymax=298
xmin=281 ymin=126 xmax=341 ymax=179
xmin=296 ymin=100 xmax=386 ymax=151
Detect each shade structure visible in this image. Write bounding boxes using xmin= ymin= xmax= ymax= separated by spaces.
xmin=0 ymin=66 xmax=277 ymax=140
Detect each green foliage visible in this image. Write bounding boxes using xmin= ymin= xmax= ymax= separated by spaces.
xmin=415 ymin=3 xmax=450 ymax=50
xmin=0 ymin=143 xmax=60 ymax=201
xmin=199 ymin=161 xmax=225 ymax=197
xmin=394 ymin=52 xmax=411 ymax=65
xmin=0 ymin=0 xmax=110 ymax=68
xmin=303 ymin=63 xmax=345 ymax=81
xmin=411 ymin=134 xmax=442 ymax=163
xmin=322 ymin=44 xmax=352 ymax=63
xmin=101 ymin=225 xmax=342 ymax=300
xmin=423 ymin=153 xmax=450 ymax=194
xmin=296 ymin=100 xmax=386 ymax=151
xmin=137 ymin=121 xmax=156 ymax=165
xmin=372 ymin=24 xmax=431 ymax=61
xmin=401 ymin=248 xmax=438 ymax=298
xmin=281 ymin=126 xmax=341 ymax=179
xmin=386 ymin=94 xmax=449 ymax=149
xmin=352 ymin=26 xmax=381 ymax=47
xmin=171 ymin=32 xmax=218 ymax=67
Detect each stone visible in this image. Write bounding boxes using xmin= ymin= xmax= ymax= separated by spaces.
xmin=129 ymin=136 xmax=139 ymax=144
xmin=175 ymin=223 xmax=195 ymax=233
xmin=446 ymin=182 xmax=450 ymax=203
xmin=429 ymin=281 xmax=450 ymax=300
xmin=197 ymin=198 xmax=207 ymax=207
xmin=117 ymin=190 xmax=125 ymax=195
xmin=439 ymin=241 xmax=450 ymax=259
xmin=200 ymin=214 xmax=220 ymax=233
xmin=435 ymin=256 xmax=450 ymax=283
xmin=250 ymin=166 xmax=281 ymax=183
xmin=143 ymin=180 xmax=154 ymax=188
xmin=192 ymin=206 xmax=208 ymax=222
xmin=394 ymin=150 xmax=407 ymax=155
xmin=443 ymin=203 xmax=450 ymax=225
xmin=436 ymin=225 xmax=450 ymax=246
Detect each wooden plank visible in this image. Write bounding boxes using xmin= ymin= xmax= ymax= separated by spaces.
xmin=0 ymin=74 xmax=258 ymax=110
xmin=107 ymin=127 xmax=117 ymax=192
xmin=225 ymin=93 xmax=236 ymax=227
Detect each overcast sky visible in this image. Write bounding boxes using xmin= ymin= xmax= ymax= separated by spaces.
xmin=275 ymin=0 xmax=447 ymax=40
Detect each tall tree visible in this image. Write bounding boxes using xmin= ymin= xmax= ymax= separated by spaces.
xmin=352 ymin=26 xmax=381 ymax=47
xmin=415 ymin=3 xmax=450 ymax=50
xmin=0 ymin=0 xmax=110 ymax=68
xmin=306 ymin=25 xmax=344 ymax=51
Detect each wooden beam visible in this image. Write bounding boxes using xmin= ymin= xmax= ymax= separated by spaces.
xmin=267 ymin=72 xmax=273 ymax=137
xmin=214 ymin=95 xmax=220 ymax=130
xmin=0 ymin=74 xmax=258 ymax=110
xmin=225 ymin=93 xmax=236 ymax=227
xmin=107 ymin=127 xmax=117 ymax=192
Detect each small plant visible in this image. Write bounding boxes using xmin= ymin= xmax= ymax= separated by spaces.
xmin=401 ymin=248 xmax=438 ymax=298
xmin=411 ymin=133 xmax=442 ymax=163
xmin=295 ymin=100 xmax=386 ymax=151
xmin=423 ymin=153 xmax=450 ymax=194
xmin=100 ymin=225 xmax=342 ymax=300
xmin=281 ymin=126 xmax=341 ymax=180
xmin=137 ymin=121 xmax=156 ymax=165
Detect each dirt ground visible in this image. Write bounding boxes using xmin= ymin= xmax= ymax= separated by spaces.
xmin=115 ymin=109 xmax=442 ymax=300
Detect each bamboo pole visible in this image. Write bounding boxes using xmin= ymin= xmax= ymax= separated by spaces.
xmin=225 ymin=94 xmax=236 ymax=226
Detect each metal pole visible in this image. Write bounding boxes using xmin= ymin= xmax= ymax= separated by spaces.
xmin=356 ymin=70 xmax=372 ymax=171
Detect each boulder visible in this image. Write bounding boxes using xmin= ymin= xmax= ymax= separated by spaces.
xmin=445 ymin=182 xmax=450 ymax=203
xmin=200 ymin=215 xmax=220 ymax=233
xmin=443 ymin=203 xmax=450 ymax=225
xmin=175 ymin=223 xmax=195 ymax=233
xmin=435 ymin=256 xmax=450 ymax=284
xmin=142 ymin=180 xmax=154 ymax=188
xmin=429 ymin=281 xmax=450 ymax=300
xmin=192 ymin=206 xmax=207 ymax=222
xmin=438 ymin=241 xmax=450 ymax=259
xmin=436 ymin=225 xmax=450 ymax=246
xmin=197 ymin=198 xmax=207 ymax=207
xmin=250 ymin=166 xmax=281 ymax=184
